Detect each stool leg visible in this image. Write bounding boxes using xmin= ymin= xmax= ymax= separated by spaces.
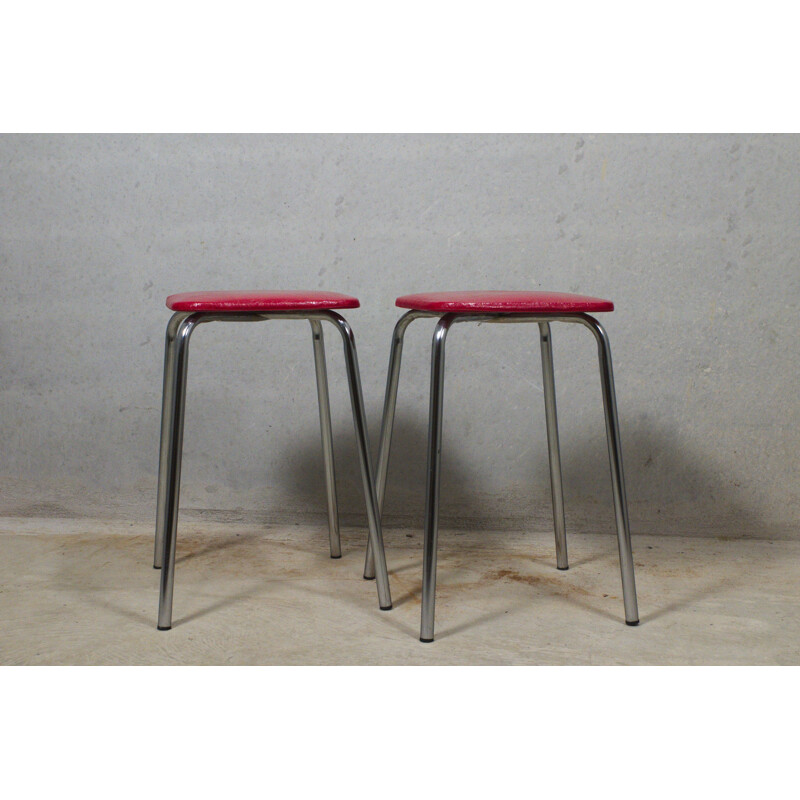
xmin=420 ymin=314 xmax=456 ymax=642
xmin=538 ymin=322 xmax=568 ymax=570
xmin=154 ymin=313 xmax=189 ymax=568
xmin=327 ymin=314 xmax=392 ymax=610
xmin=584 ymin=317 xmax=639 ymax=625
xmin=363 ymin=312 xmax=418 ymax=579
xmin=310 ymin=320 xmax=341 ymax=559
xmin=157 ymin=313 xmax=200 ymax=630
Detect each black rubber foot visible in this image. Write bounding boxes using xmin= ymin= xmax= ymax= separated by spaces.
xmin=363 ymin=575 xmax=376 ymax=581
xmin=153 ymin=565 xmax=161 ymax=570
xmin=157 ymin=625 xmax=171 ymax=631
xmin=331 ymin=555 xmax=342 ymax=560
xmin=380 ymin=605 xmax=393 ymax=611
xmin=557 ymin=566 xmax=569 ymax=571
xmin=626 ymin=620 xmax=639 ymax=626
xmin=420 ymin=637 xmax=434 ymax=643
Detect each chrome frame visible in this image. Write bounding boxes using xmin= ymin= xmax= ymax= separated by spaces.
xmin=311 ymin=320 xmax=341 ymax=559
xmin=153 ymin=309 xmax=392 ymax=630
xmin=366 ymin=310 xmax=639 ymax=642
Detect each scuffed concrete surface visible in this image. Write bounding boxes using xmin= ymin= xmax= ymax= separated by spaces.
xmin=1 ymin=134 xmax=799 ymax=537
xmin=1 ymin=519 xmax=798 ymax=665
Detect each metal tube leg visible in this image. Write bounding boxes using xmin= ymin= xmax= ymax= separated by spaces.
xmin=157 ymin=314 xmax=200 ymax=630
xmin=539 ymin=322 xmax=568 ymax=570
xmin=420 ymin=314 xmax=455 ymax=642
xmin=154 ymin=313 xmax=189 ymax=568
xmin=310 ymin=320 xmax=341 ymax=558
xmin=328 ymin=314 xmax=392 ymax=610
xmin=363 ymin=312 xmax=418 ymax=579
xmin=584 ymin=317 xmax=639 ymax=625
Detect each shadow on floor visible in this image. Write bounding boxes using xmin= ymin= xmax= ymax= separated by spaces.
xmin=271 ymin=410 xmax=783 ymax=541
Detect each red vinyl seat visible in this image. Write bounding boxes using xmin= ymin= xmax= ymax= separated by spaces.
xmin=395 ymin=290 xmax=614 ymax=314
xmin=166 ymin=290 xmax=360 ymax=313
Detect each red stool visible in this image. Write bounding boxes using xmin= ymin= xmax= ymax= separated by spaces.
xmin=153 ymin=291 xmax=392 ymax=630
xmin=364 ymin=291 xmax=639 ymax=641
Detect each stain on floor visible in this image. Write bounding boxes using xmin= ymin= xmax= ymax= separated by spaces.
xmin=1 ymin=519 xmax=799 ymax=664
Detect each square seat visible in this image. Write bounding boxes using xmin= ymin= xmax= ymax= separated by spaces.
xmin=395 ymin=290 xmax=614 ymax=314
xmin=166 ymin=290 xmax=360 ymax=313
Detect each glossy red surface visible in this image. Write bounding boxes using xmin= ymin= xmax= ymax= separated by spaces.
xmin=166 ymin=290 xmax=360 ymax=312
xmin=395 ymin=291 xmax=614 ymax=314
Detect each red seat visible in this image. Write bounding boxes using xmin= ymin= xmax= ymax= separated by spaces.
xmin=166 ymin=290 xmax=360 ymax=313
xmin=395 ymin=290 xmax=614 ymax=314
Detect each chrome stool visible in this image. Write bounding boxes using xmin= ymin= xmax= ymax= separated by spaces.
xmin=364 ymin=291 xmax=639 ymax=642
xmin=153 ymin=290 xmax=392 ymax=630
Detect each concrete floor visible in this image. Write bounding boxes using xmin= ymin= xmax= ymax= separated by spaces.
xmin=1 ymin=516 xmax=799 ymax=665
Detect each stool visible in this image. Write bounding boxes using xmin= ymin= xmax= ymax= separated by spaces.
xmin=153 ymin=290 xmax=392 ymax=630
xmin=363 ymin=290 xmax=639 ymax=642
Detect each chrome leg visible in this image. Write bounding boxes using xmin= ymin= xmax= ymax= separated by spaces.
xmin=582 ymin=316 xmax=639 ymax=625
xmin=154 ymin=313 xmax=190 ymax=568
xmin=538 ymin=322 xmax=568 ymax=570
xmin=310 ymin=320 xmax=341 ymax=558
xmin=326 ymin=313 xmax=392 ymax=610
xmin=363 ymin=311 xmax=420 ymax=579
xmin=420 ymin=314 xmax=456 ymax=642
xmin=157 ymin=313 xmax=201 ymax=630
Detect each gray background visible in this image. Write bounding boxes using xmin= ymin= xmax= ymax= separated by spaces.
xmin=1 ymin=134 xmax=798 ymax=539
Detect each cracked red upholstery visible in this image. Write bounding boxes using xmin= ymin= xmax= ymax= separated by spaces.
xmin=166 ymin=290 xmax=360 ymax=312
xmin=395 ymin=291 xmax=614 ymax=314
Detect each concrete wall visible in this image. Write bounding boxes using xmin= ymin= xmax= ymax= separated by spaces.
xmin=1 ymin=134 xmax=798 ymax=538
